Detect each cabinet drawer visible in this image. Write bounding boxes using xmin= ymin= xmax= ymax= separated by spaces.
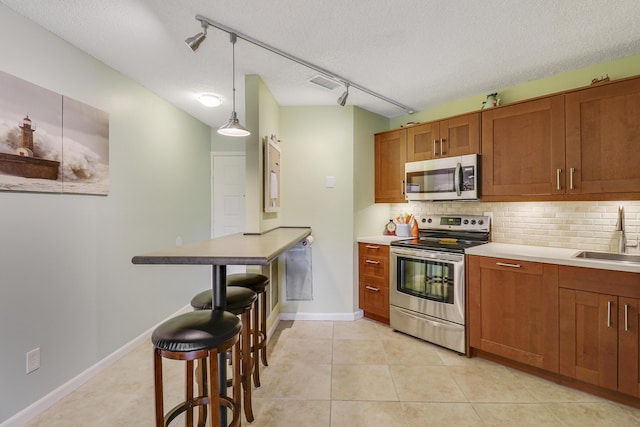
xmin=359 ymin=242 xmax=390 ymax=257
xmin=359 ymin=255 xmax=388 ymax=281
xmin=559 ymin=266 xmax=640 ymax=298
xmin=359 ymin=281 xmax=389 ymax=319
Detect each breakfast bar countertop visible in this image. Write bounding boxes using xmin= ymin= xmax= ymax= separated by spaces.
xmin=466 ymin=242 xmax=640 ymax=274
xmin=132 ymin=226 xmax=312 ymax=266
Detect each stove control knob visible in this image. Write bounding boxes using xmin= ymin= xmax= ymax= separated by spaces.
xmin=427 ymin=218 xmax=433 ymax=224
xmin=471 ymin=220 xmax=477 ymax=225
xmin=478 ymin=219 xmax=484 ymax=225
xmin=463 ymin=219 xmax=469 ymax=225
xmin=421 ymin=218 xmax=427 ymax=223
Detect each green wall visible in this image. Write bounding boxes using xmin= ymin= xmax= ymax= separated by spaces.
xmin=390 ymin=53 xmax=640 ymax=128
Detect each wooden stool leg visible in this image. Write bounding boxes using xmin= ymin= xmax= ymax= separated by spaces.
xmin=241 ymin=310 xmax=254 ymax=422
xmin=208 ymin=351 xmax=221 ymax=427
xmin=260 ymin=290 xmax=268 ymax=367
xmin=153 ymin=349 xmax=164 ymax=427
xmin=196 ymin=360 xmax=207 ymax=427
xmin=251 ymin=301 xmax=261 ymax=388
xmin=186 ymin=360 xmax=194 ymax=427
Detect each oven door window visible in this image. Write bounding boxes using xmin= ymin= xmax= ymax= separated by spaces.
xmin=396 ymin=256 xmax=454 ymax=303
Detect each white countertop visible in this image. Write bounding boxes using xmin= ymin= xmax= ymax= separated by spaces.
xmin=357 ymin=235 xmax=405 ymax=245
xmin=466 ymin=242 xmax=640 ymax=274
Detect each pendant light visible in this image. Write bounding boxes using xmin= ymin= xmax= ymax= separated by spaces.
xmin=218 ymin=33 xmax=250 ymax=137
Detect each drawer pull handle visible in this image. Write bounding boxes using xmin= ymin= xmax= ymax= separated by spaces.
xmin=365 ymin=260 xmax=381 ymax=265
xmin=607 ymin=301 xmax=612 ymax=328
xmin=365 ymin=286 xmax=380 ymax=292
xmin=496 ymin=262 xmax=521 ymax=268
xmin=365 ymin=245 xmax=381 ymax=250
xmin=625 ymin=304 xmax=629 ymax=332
xmin=556 ymin=168 xmax=562 ymax=190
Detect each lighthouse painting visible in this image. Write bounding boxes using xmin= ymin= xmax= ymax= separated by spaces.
xmin=0 ymin=70 xmax=109 ymax=195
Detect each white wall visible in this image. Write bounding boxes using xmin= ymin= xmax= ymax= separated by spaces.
xmin=0 ymin=5 xmax=212 ymax=423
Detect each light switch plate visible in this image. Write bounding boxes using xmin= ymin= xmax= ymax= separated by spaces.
xmin=326 ymin=176 xmax=335 ymax=188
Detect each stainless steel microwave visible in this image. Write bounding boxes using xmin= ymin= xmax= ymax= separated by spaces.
xmin=405 ymin=154 xmax=479 ymax=201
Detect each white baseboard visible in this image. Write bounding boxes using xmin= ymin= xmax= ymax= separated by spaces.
xmin=279 ymin=310 xmax=363 ymax=321
xmin=1 ymin=308 xmax=362 ymax=427
xmin=0 ymin=305 xmax=191 ymax=427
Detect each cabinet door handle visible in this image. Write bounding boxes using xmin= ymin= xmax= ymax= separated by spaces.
xmin=440 ymin=138 xmax=445 ymax=155
xmin=607 ymin=300 xmax=612 ymax=328
xmin=401 ymin=179 xmax=405 ymax=196
xmin=365 ymin=259 xmax=381 ymax=265
xmin=365 ymin=285 xmax=380 ymax=292
xmin=556 ymin=168 xmax=562 ymax=190
xmin=625 ymin=304 xmax=629 ymax=332
xmin=569 ymin=167 xmax=575 ymax=190
xmin=433 ymin=139 xmax=438 ymax=156
xmin=496 ymin=262 xmax=521 ymax=268
xmin=365 ymin=245 xmax=380 ymax=250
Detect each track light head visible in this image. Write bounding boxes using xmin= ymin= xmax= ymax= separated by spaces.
xmin=337 ymin=83 xmax=349 ymax=106
xmin=185 ymin=21 xmax=208 ymax=52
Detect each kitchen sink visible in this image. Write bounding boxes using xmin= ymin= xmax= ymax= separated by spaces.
xmin=574 ymin=251 xmax=640 ymax=264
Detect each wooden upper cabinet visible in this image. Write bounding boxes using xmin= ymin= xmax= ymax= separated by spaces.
xmin=375 ymin=129 xmax=407 ymax=203
xmin=481 ymin=95 xmax=565 ymax=197
xmin=566 ymin=77 xmax=640 ymax=195
xmin=407 ymin=112 xmax=480 ymax=162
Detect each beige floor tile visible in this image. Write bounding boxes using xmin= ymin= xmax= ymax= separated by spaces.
xmin=21 ymin=318 xmax=640 ymax=426
xmin=448 ymin=363 xmax=537 ymax=403
xmin=390 ymin=365 xmax=467 ymax=402
xmin=253 ymin=363 xmax=332 ymax=400
xmin=332 ymin=338 xmax=387 ymax=364
xmin=331 ymin=401 xmax=404 ymax=427
xmin=382 ymin=336 xmax=443 ymax=365
xmin=249 ymin=399 xmax=331 ymax=427
xmin=510 ymin=370 xmax=603 ymax=403
xmin=473 ymin=403 xmax=564 ymax=426
xmin=277 ymin=320 xmax=334 ymax=340
xmin=546 ymin=401 xmax=640 ymax=426
xmin=331 ymin=364 xmax=398 ymax=401
xmin=333 ymin=317 xmax=380 ymax=340
xmin=401 ymin=402 xmax=484 ymax=427
xmin=268 ymin=337 xmax=333 ymax=365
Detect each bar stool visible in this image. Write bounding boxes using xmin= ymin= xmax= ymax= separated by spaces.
xmin=191 ymin=287 xmax=257 ymax=422
xmin=152 ymin=310 xmax=241 ymax=427
xmin=227 ymin=273 xmax=270 ymax=387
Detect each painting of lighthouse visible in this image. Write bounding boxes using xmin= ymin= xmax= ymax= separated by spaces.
xmin=0 ymin=70 xmax=109 ymax=195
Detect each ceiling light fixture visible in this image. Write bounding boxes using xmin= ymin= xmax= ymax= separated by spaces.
xmin=217 ymin=33 xmax=250 ymax=137
xmin=186 ymin=14 xmax=415 ymax=114
xmin=185 ymin=21 xmax=208 ymax=52
xmin=337 ymin=83 xmax=349 ymax=106
xmin=197 ymin=93 xmax=223 ymax=107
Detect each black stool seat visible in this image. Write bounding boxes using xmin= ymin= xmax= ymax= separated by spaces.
xmin=152 ymin=310 xmax=241 ymax=353
xmin=227 ymin=273 xmax=269 ymax=292
xmin=190 ymin=287 xmax=257 ymax=314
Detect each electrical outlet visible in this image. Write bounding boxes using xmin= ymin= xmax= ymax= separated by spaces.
xmin=26 ymin=347 xmax=40 ymax=374
xmin=483 ymin=211 xmax=494 ymax=225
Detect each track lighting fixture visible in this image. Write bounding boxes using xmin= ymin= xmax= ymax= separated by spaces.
xmin=337 ymin=83 xmax=349 ymax=106
xmin=217 ymin=33 xmax=250 ymax=137
xmin=185 ymin=14 xmax=416 ymax=114
xmin=185 ymin=21 xmax=208 ymax=52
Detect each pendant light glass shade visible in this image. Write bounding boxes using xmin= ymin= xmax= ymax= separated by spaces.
xmin=218 ymin=111 xmax=250 ymax=136
xmin=218 ymin=33 xmax=250 ymax=137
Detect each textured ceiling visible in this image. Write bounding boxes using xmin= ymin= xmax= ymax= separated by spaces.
xmin=2 ymin=0 xmax=640 ymax=129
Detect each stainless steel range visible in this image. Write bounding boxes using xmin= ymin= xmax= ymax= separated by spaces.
xmin=390 ymin=214 xmax=490 ymax=354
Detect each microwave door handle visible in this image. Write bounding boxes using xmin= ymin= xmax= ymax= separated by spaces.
xmin=455 ymin=162 xmax=462 ymax=196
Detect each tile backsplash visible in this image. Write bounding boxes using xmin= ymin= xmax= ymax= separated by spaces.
xmin=392 ymin=201 xmax=640 ymax=254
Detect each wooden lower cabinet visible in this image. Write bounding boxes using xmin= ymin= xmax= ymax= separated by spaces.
xmin=467 ymin=255 xmax=559 ymax=371
xmin=559 ymin=266 xmax=640 ymax=398
xmin=358 ymin=243 xmax=390 ymax=323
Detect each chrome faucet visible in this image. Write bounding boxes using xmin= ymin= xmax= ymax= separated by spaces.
xmin=616 ymin=205 xmax=638 ymax=253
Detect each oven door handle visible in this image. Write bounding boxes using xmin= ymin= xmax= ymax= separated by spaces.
xmin=393 ymin=306 xmax=462 ymax=329
xmin=455 ymin=162 xmax=462 ymax=196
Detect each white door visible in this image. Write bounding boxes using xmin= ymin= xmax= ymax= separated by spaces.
xmin=211 ymin=153 xmax=246 ymax=275
xmin=212 ymin=153 xmax=245 ymax=237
